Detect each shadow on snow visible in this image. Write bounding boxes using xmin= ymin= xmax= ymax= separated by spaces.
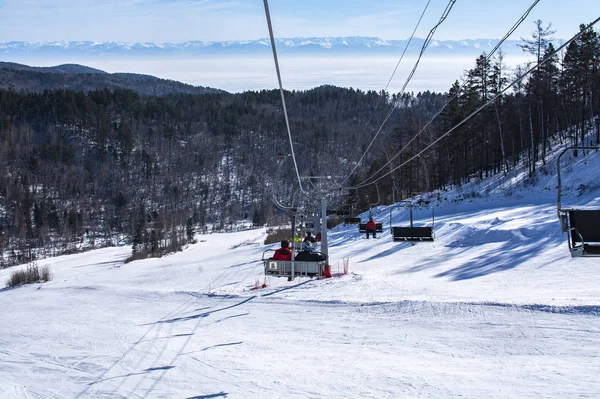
xmin=143 ymin=296 xmax=256 ymax=325
xmin=186 ymin=392 xmax=228 ymax=399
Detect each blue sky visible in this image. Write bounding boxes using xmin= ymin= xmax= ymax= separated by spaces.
xmin=0 ymin=0 xmax=596 ymax=43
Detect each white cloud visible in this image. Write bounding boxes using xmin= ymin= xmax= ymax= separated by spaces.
xmin=0 ymin=0 xmax=251 ymax=42
xmin=0 ymin=0 xmax=597 ymax=43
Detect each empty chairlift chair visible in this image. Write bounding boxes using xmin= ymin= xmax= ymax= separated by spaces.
xmin=557 ymin=146 xmax=600 ymax=257
xmin=343 ymin=196 xmax=361 ymax=225
xmin=390 ymin=202 xmax=434 ymax=241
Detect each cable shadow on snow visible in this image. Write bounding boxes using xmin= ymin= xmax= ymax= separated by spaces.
xmin=74 ymin=259 xmax=125 ymax=268
xmin=135 ymin=333 xmax=194 ymax=344
xmin=358 ymin=242 xmax=411 ymax=263
xmin=87 ymin=365 xmax=176 ymax=385
xmin=180 ymin=342 xmax=244 ymax=357
xmin=339 ymin=237 xmax=393 ymax=260
xmin=398 ymin=246 xmax=473 ymax=274
xmin=200 ymin=341 xmax=243 ymax=351
xmin=228 ymin=260 xmax=261 ymax=268
xmin=260 ymin=279 xmax=313 ymax=297
xmin=0 ymin=285 xmax=21 ymax=293
xmin=186 ymin=392 xmax=228 ymax=399
xmin=212 ymin=312 xmax=250 ymax=324
xmin=142 ymin=296 xmax=256 ymax=325
xmin=434 ymin=235 xmax=562 ymax=281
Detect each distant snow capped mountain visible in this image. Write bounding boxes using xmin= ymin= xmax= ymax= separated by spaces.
xmin=0 ymin=37 xmax=527 ymax=57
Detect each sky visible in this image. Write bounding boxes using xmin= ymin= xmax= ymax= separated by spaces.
xmin=0 ymin=0 xmax=597 ymax=43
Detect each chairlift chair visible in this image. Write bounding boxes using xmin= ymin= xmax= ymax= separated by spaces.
xmin=390 ymin=201 xmax=435 ymax=241
xmin=355 ymin=185 xmax=383 ymax=233
xmin=343 ymin=190 xmax=361 ymax=225
xmin=344 ymin=217 xmax=361 ymax=225
xmin=358 ymin=222 xmax=383 ymax=234
xmin=557 ymin=146 xmax=600 ymax=257
xmin=262 ymin=249 xmax=328 ymax=281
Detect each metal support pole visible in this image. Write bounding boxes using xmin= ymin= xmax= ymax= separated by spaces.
xmin=321 ymin=197 xmax=328 ymax=262
xmin=290 ymin=212 xmax=296 ymax=280
xmin=409 ymin=201 xmax=414 ymax=228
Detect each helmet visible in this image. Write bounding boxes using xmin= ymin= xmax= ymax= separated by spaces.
xmin=281 ymin=240 xmax=289 ymax=248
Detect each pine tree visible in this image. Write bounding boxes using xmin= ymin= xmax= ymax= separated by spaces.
xmin=520 ymin=19 xmax=555 ymax=165
xmin=186 ymin=217 xmax=195 ymax=244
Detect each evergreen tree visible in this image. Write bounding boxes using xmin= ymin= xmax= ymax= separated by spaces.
xmin=520 ymin=19 xmax=555 ymax=165
xmin=186 ymin=217 xmax=195 ymax=243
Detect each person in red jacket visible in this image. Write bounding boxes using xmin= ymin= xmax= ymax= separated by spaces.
xmin=273 ymin=240 xmax=292 ymax=261
xmin=366 ymin=217 xmax=377 ymax=239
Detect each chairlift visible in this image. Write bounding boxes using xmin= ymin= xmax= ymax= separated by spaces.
xmin=345 ymin=217 xmax=362 ymax=225
xmin=343 ymin=189 xmax=361 ymax=225
xmin=358 ymin=221 xmax=383 ymax=234
xmin=557 ymin=146 xmax=600 ymax=257
xmin=366 ymin=184 xmax=381 ymax=219
xmin=357 ymin=185 xmax=383 ymax=234
xmin=262 ymin=249 xmax=328 ymax=281
xmin=389 ymin=200 xmax=434 ymax=241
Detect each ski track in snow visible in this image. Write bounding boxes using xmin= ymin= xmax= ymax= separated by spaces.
xmin=1 ymin=142 xmax=600 ymax=397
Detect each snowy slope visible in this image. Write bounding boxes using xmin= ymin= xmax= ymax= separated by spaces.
xmin=0 ymin=142 xmax=599 ymax=398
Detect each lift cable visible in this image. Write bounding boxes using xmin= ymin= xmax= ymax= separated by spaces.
xmin=347 ymin=16 xmax=600 ymax=190
xmin=337 ymin=0 xmax=457 ymax=189
xmin=344 ymin=0 xmax=433 ymax=170
xmin=263 ymin=0 xmax=307 ymax=194
xmin=351 ymin=0 xmax=541 ymax=188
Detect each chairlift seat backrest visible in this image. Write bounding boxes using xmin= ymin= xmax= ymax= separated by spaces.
xmin=264 ymin=259 xmax=326 ymax=278
xmin=556 ymin=146 xmax=600 ymax=257
xmin=389 ymin=203 xmax=435 ymax=242
xmin=563 ymin=209 xmax=600 ymax=256
xmin=392 ymin=226 xmax=434 ymax=241
xmin=568 ymin=210 xmax=600 ymax=244
xmin=358 ymin=223 xmax=383 ymax=233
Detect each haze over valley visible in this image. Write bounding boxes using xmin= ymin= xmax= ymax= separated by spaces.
xmin=0 ymin=37 xmax=535 ymax=93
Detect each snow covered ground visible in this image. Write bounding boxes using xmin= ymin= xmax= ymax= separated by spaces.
xmin=1 ymin=145 xmax=600 ymax=398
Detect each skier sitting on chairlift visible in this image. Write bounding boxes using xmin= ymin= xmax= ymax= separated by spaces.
xmin=295 ymin=245 xmax=326 ymax=262
xmin=272 ymin=240 xmax=292 ymax=261
xmin=366 ymin=217 xmax=377 ymax=239
xmin=303 ymin=231 xmax=316 ymax=245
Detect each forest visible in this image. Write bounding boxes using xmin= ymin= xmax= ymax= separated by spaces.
xmin=0 ymin=22 xmax=598 ymax=267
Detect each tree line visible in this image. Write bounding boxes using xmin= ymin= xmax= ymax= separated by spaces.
xmin=355 ymin=22 xmax=599 ymax=207
xmin=0 ymin=83 xmax=410 ymax=266
xmin=0 ymin=21 xmax=597 ymax=267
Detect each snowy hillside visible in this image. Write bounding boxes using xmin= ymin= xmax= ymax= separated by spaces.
xmin=0 ymin=140 xmax=599 ymax=398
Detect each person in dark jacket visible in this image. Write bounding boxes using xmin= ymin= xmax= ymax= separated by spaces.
xmin=366 ymin=217 xmax=377 ymax=239
xmin=295 ymin=246 xmax=327 ymax=262
xmin=273 ymin=240 xmax=292 ymax=261
xmin=303 ymin=232 xmax=316 ymax=246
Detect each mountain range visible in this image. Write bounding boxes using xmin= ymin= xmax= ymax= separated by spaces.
xmin=0 ymin=37 xmax=531 ymax=57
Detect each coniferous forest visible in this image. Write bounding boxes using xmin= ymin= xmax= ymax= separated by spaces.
xmin=0 ymin=22 xmax=598 ymax=267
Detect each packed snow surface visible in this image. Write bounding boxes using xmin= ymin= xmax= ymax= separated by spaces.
xmin=1 ymin=146 xmax=600 ymax=398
